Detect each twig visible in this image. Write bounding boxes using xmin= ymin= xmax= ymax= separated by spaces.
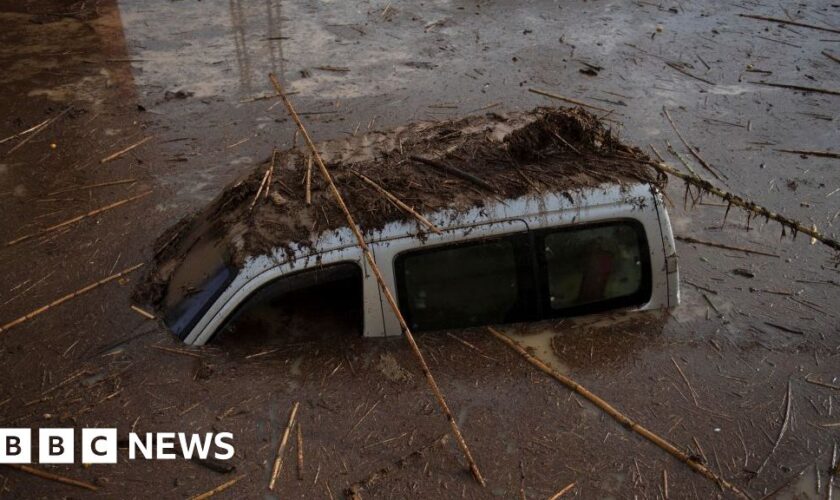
xmin=130 ymin=305 xmax=156 ymax=320
xmin=3 ymin=464 xmax=98 ymax=491
xmin=547 ymin=481 xmax=576 ymax=499
xmin=671 ymin=357 xmax=699 ymax=406
xmin=828 ymin=443 xmax=837 ymax=500
xmin=776 ymin=149 xmax=840 ymax=160
xmin=410 ymin=155 xmax=496 ymax=193
xmin=100 ymin=136 xmax=154 ymax=164
xmin=4 ymin=107 xmax=72 ymax=157
xmin=823 ymin=51 xmax=840 ymax=65
xmin=270 ymin=73 xmax=486 ymax=487
xmin=754 ymin=380 xmax=792 ymax=476
xmin=804 ymin=375 xmax=840 ymax=391
xmin=487 ymin=327 xmax=752 ymax=500
xmin=665 ymin=62 xmax=716 ymax=85
xmin=753 ymin=81 xmax=840 ymax=97
xmin=351 ymin=170 xmax=441 ymax=234
xmin=269 ymin=401 xmax=300 ymax=490
xmin=621 ymin=154 xmax=840 ymax=252
xmin=0 ymin=117 xmax=51 ymax=145
xmin=189 ymin=475 xmax=246 ymax=500
xmin=305 ymin=155 xmax=313 ymax=205
xmin=249 ymin=167 xmax=272 ymax=212
xmin=528 ymin=88 xmax=612 ymax=112
xmin=675 ymin=236 xmax=779 ymax=258
xmin=151 ymin=345 xmax=204 ymax=358
xmin=0 ymin=264 xmax=143 ymax=334
xmin=663 ymin=107 xmax=723 ymax=180
xmin=47 ymin=178 xmax=137 ymax=196
xmin=6 ymin=191 xmax=152 ymax=246
xmin=738 ymin=14 xmax=840 ymax=35
xmin=296 ymin=422 xmax=304 ymax=481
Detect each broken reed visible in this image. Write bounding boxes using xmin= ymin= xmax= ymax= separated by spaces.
xmin=268 ymin=73 xmax=486 ymax=487
xmin=619 ymin=151 xmax=840 ymax=253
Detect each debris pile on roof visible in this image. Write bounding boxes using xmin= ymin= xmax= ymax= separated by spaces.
xmin=136 ymin=106 xmax=662 ymax=306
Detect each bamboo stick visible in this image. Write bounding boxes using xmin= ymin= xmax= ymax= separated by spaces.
xmin=675 ymin=236 xmax=779 ymax=258
xmin=47 ymin=178 xmax=137 ymax=196
xmin=622 ymin=154 xmax=840 ymax=253
xmin=754 ymin=381 xmax=792 ymax=476
xmin=0 ymin=263 xmax=143 ymax=334
xmin=269 ymin=73 xmax=486 ymax=487
xmin=6 ymin=191 xmax=152 ymax=246
xmin=269 ymin=401 xmax=300 ymax=490
xmin=410 ymin=155 xmax=497 ymax=193
xmin=189 ymin=474 xmax=246 ymax=500
xmin=738 ymin=13 xmax=840 ymax=35
xmin=352 ymin=170 xmax=442 ymax=234
xmin=100 ymin=136 xmax=153 ymax=164
xmin=305 ymin=155 xmax=313 ymax=205
xmin=753 ymin=81 xmax=840 ymax=97
xmin=776 ymin=149 xmax=840 ymax=160
xmin=547 ymin=481 xmax=576 ymax=499
xmin=4 ymin=107 xmax=72 ymax=157
xmin=249 ymin=168 xmax=271 ymax=212
xmin=663 ymin=107 xmax=722 ymax=180
xmin=528 ymin=88 xmax=612 ymax=113
xmin=296 ymin=422 xmax=304 ymax=481
xmin=3 ymin=464 xmax=98 ymax=491
xmin=487 ymin=327 xmax=751 ymax=500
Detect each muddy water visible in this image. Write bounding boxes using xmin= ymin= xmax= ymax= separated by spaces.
xmin=1 ymin=0 xmax=840 ymax=498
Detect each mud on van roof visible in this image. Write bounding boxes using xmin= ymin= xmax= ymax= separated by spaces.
xmin=135 ymin=106 xmax=663 ymax=308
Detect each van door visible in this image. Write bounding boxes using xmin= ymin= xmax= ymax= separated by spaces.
xmin=370 ymin=219 xmax=531 ymax=337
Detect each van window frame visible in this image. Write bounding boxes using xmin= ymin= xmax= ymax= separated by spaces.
xmin=392 ymin=231 xmax=539 ymax=332
xmin=533 ymin=219 xmax=653 ymax=318
xmin=392 ymin=219 xmax=652 ymax=332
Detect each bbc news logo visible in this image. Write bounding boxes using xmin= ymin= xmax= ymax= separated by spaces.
xmin=0 ymin=429 xmax=234 ymax=464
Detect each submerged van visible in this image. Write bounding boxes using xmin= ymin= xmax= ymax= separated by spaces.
xmin=138 ymin=107 xmax=679 ymax=345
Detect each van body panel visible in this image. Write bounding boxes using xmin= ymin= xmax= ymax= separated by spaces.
xmin=180 ymin=182 xmax=679 ymax=345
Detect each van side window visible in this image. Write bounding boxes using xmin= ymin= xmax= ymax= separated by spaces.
xmin=540 ymin=222 xmax=651 ymax=313
xmin=394 ymin=234 xmax=535 ymax=331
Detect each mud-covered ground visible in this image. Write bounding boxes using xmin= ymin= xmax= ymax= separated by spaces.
xmin=1 ymin=0 xmax=839 ymax=498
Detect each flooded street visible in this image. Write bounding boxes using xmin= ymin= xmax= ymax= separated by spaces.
xmin=1 ymin=0 xmax=839 ymax=498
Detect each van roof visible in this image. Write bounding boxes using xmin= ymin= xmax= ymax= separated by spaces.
xmin=136 ymin=106 xmax=662 ymax=307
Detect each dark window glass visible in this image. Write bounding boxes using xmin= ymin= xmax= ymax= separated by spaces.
xmin=395 ymin=234 xmax=535 ymax=331
xmin=540 ymin=222 xmax=650 ymax=313
xmin=213 ymin=263 xmax=363 ymax=345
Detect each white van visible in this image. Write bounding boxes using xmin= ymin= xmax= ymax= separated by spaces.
xmin=161 ymin=181 xmax=678 ymax=345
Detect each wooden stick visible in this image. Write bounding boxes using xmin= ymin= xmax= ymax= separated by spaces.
xmin=189 ymin=474 xmax=246 ymax=500
xmin=547 ymin=481 xmax=576 ymax=499
xmin=753 ymin=81 xmax=840 ymax=97
xmin=47 ymin=178 xmax=137 ymax=196
xmin=410 ymin=155 xmax=497 ymax=193
xmin=738 ymin=13 xmax=840 ymax=35
xmin=675 ymin=236 xmax=779 ymax=258
xmin=487 ymin=326 xmax=751 ymax=500
xmin=0 ymin=117 xmax=51 ymax=145
xmin=305 ymin=155 xmax=313 ymax=205
xmin=249 ymin=168 xmax=271 ymax=212
xmin=269 ymin=73 xmax=486 ymax=487
xmin=352 ymin=170 xmax=442 ymax=234
xmin=269 ymin=401 xmax=300 ymax=490
xmin=0 ymin=264 xmax=143 ymax=334
xmin=624 ymin=154 xmax=840 ymax=252
xmin=665 ymin=62 xmax=716 ymax=86
xmin=823 ymin=51 xmax=840 ymax=65
xmin=804 ymin=375 xmax=840 ymax=391
xmin=755 ymin=381 xmax=792 ymax=476
xmin=3 ymin=464 xmax=98 ymax=491
xmin=528 ymin=88 xmax=612 ymax=112
xmin=265 ymin=150 xmax=277 ymax=199
xmin=776 ymin=149 xmax=840 ymax=160
xmin=130 ymin=305 xmax=156 ymax=320
xmin=4 ymin=107 xmax=72 ymax=156
xmin=663 ymin=107 xmax=722 ymax=180
xmin=6 ymin=191 xmax=152 ymax=246
xmin=296 ymin=422 xmax=304 ymax=481
xmin=100 ymin=136 xmax=153 ymax=164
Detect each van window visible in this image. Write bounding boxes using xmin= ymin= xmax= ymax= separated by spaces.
xmin=394 ymin=234 xmax=535 ymax=331
xmin=539 ymin=221 xmax=651 ymax=314
xmin=213 ymin=262 xmax=363 ymax=345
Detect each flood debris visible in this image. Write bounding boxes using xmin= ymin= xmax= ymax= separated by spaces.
xmin=99 ymin=135 xmax=153 ymax=164
xmin=2 ymin=464 xmax=98 ymax=492
xmin=269 ymin=401 xmax=300 ymax=491
xmin=752 ymin=380 xmax=793 ymax=477
xmin=0 ymin=264 xmax=143 ymax=335
xmin=487 ymin=326 xmax=752 ymax=500
xmin=738 ymin=13 xmax=840 ymax=35
xmin=189 ymin=474 xmax=246 ymax=500
xmin=269 ymin=72 xmax=487 ymax=486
